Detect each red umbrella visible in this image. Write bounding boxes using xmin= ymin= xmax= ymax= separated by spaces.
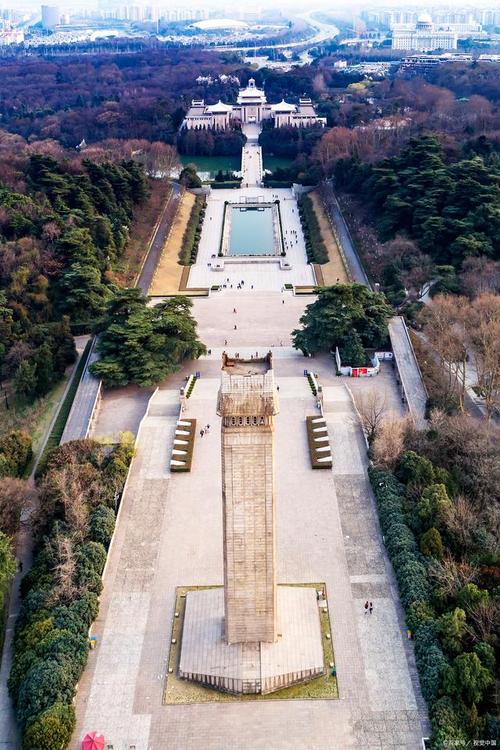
xmin=82 ymin=733 xmax=105 ymax=750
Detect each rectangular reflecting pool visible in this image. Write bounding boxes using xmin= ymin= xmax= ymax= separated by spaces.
xmin=228 ymin=205 xmax=275 ymax=256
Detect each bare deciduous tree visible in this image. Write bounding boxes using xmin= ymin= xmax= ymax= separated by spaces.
xmin=465 ymin=292 xmax=500 ymax=422
xmin=428 ymin=554 xmax=478 ymax=600
xmin=371 ymin=416 xmax=409 ymax=469
xmin=442 ymin=495 xmax=478 ymax=554
xmin=461 ymin=257 xmax=500 ymax=298
xmin=465 ymin=598 xmax=499 ymax=643
xmin=51 ymin=533 xmax=77 ymax=604
xmin=0 ymin=478 xmax=35 ymax=537
xmin=419 ymin=295 xmax=468 ymax=411
xmin=356 ymin=390 xmax=387 ymax=445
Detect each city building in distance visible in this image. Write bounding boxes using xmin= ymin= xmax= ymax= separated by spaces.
xmin=183 ymin=78 xmax=326 ymax=130
xmin=392 ymin=13 xmax=457 ymax=51
xmin=41 ymin=4 xmax=60 ymax=30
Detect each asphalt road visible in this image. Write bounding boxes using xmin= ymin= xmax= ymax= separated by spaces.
xmin=136 ymin=181 xmax=183 ymax=294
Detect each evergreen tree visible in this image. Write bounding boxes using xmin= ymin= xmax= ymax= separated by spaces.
xmin=292 ymin=284 xmax=392 ymax=355
xmin=339 ymin=331 xmax=366 ymax=367
xmin=34 ymin=343 xmax=54 ymax=397
xmin=91 ymin=291 xmax=206 ymax=387
xmin=14 ymin=360 xmax=37 ymax=399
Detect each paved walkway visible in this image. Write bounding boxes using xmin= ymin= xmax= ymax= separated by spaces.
xmin=388 ymin=317 xmax=427 ymax=429
xmin=60 ymin=345 xmax=100 ymax=443
xmin=241 ymin=140 xmax=263 ymax=186
xmin=72 ymin=339 xmax=429 ymax=750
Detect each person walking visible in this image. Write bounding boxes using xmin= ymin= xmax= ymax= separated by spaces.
xmin=200 ymin=429 xmax=204 ymax=438
xmin=224 ymin=339 xmax=228 ymax=346
xmin=234 ymin=324 xmax=237 ymax=330
xmin=369 ymin=602 xmax=373 ymax=615
xmin=364 ymin=600 xmax=369 ymax=614
xmin=206 ymin=424 xmax=210 ymax=433
xmin=233 ymin=308 xmax=237 ymax=313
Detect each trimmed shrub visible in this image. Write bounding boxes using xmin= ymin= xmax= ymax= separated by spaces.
xmin=430 ymin=697 xmax=468 ymax=749
xmin=385 ymin=523 xmax=418 ymax=558
xmin=392 ymin=555 xmax=430 ymax=608
xmin=77 ymin=541 xmax=107 ymax=576
xmin=420 ymin=528 xmax=444 ymax=559
xmin=414 ymin=622 xmax=449 ymax=703
xmin=52 ymin=592 xmax=99 ymax=636
xmin=298 ymin=195 xmax=329 ymax=264
xmin=89 ymin=505 xmax=116 ymax=549
xmin=178 ymin=195 xmax=207 ymax=266
xmin=23 ymin=702 xmax=75 ymax=750
xmin=17 ymin=659 xmax=75 ymax=728
xmin=406 ymin=600 xmax=436 ymax=633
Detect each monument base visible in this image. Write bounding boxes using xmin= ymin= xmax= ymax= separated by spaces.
xmin=179 ymin=586 xmax=325 ymax=695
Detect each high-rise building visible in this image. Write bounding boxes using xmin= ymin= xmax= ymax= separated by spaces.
xmin=41 ymin=4 xmax=60 ymax=29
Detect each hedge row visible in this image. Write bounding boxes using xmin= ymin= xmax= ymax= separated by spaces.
xmin=262 ymin=179 xmax=293 ymax=188
xmin=298 ymin=195 xmax=329 ymax=264
xmin=369 ymin=469 xmax=448 ymax=706
xmin=210 ymin=180 xmax=242 ymax=189
xmin=178 ymin=195 xmax=206 ymax=266
xmin=10 ymin=438 xmax=132 ymax=749
xmin=34 ymin=338 xmax=94 ymax=480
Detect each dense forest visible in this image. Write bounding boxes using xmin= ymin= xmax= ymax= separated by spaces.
xmin=333 ymin=135 xmax=500 ymax=301
xmin=335 ymin=135 xmax=500 ymax=263
xmin=0 ymin=151 xmax=147 ymax=401
xmin=177 ymin=125 xmax=246 ymax=156
xmin=0 ymin=49 xmax=249 ymax=147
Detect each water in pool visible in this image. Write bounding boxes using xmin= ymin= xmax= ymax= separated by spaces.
xmin=229 ymin=206 xmax=275 ymax=256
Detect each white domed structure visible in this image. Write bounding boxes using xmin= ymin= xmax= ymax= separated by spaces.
xmin=416 ymin=12 xmax=433 ymax=30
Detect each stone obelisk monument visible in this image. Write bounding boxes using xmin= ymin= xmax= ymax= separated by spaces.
xmin=178 ymin=352 xmax=324 ymax=695
xmin=218 ymin=351 xmax=278 ymax=644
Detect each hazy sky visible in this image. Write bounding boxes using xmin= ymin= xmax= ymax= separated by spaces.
xmin=3 ymin=0 xmax=499 ymax=12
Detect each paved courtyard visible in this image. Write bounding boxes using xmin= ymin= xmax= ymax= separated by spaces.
xmin=73 ymin=299 xmax=429 ymax=749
